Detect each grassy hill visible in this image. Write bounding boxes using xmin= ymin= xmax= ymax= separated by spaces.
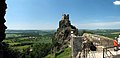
xmin=44 ymin=47 xmax=72 ymax=58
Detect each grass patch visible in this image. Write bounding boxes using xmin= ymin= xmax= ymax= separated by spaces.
xmin=111 ymin=32 xmax=120 ymax=34
xmin=18 ymin=37 xmax=29 ymax=41
xmin=12 ymin=45 xmax=31 ymax=52
xmin=8 ymin=42 xmax=21 ymax=46
xmin=44 ymin=47 xmax=72 ymax=58
xmin=44 ymin=54 xmax=55 ymax=58
xmin=35 ymin=38 xmax=52 ymax=43
xmin=6 ymin=34 xmax=18 ymax=38
xmin=56 ymin=47 xmax=72 ymax=58
xmin=3 ymin=40 xmax=12 ymax=43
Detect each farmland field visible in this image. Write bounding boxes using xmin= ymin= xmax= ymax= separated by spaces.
xmin=3 ymin=30 xmax=55 ymax=57
xmin=3 ymin=29 xmax=120 ymax=58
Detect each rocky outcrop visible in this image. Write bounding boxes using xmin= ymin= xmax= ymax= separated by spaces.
xmin=0 ymin=0 xmax=7 ymax=42
xmin=54 ymin=14 xmax=79 ymax=50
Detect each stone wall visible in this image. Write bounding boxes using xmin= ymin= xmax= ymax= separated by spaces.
xmin=72 ymin=36 xmax=83 ymax=58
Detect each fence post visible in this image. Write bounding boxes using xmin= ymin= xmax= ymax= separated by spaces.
xmin=103 ymin=48 xmax=104 ymax=58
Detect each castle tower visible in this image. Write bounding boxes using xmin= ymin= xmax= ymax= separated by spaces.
xmin=62 ymin=14 xmax=69 ymax=20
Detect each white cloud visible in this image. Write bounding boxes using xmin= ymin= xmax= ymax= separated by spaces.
xmin=78 ymin=22 xmax=120 ymax=29
xmin=113 ymin=1 xmax=120 ymax=5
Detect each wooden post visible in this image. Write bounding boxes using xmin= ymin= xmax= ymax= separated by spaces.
xmin=71 ymin=30 xmax=74 ymax=58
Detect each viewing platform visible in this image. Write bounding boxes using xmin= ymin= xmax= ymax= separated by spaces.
xmin=82 ymin=46 xmax=120 ymax=58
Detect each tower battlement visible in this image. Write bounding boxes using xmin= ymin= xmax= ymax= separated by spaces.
xmin=62 ymin=14 xmax=69 ymax=20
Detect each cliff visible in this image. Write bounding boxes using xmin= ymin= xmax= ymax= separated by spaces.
xmin=54 ymin=14 xmax=79 ymax=51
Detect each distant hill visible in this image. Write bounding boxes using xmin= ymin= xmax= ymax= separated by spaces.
xmin=78 ymin=29 xmax=120 ymax=39
xmin=6 ymin=30 xmax=56 ymax=35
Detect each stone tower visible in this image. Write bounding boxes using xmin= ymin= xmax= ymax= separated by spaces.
xmin=62 ymin=14 xmax=69 ymax=20
xmin=0 ymin=0 xmax=7 ymax=42
xmin=54 ymin=14 xmax=78 ymax=51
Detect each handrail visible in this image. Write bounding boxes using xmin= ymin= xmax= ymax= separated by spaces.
xmin=107 ymin=50 xmax=114 ymax=56
xmin=103 ymin=46 xmax=114 ymax=58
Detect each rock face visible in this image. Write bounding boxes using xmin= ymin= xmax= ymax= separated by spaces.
xmin=0 ymin=0 xmax=7 ymax=42
xmin=54 ymin=14 xmax=78 ymax=50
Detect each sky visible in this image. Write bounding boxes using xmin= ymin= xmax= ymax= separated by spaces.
xmin=5 ymin=0 xmax=120 ymax=30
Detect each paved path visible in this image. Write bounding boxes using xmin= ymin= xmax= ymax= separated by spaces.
xmin=86 ymin=50 xmax=120 ymax=58
xmin=113 ymin=55 xmax=120 ymax=58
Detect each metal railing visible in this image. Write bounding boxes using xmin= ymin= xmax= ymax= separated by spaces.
xmin=103 ymin=46 xmax=114 ymax=58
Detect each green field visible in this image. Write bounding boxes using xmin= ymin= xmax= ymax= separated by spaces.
xmin=3 ymin=30 xmax=54 ymax=58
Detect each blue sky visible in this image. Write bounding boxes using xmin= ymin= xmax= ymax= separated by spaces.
xmin=5 ymin=0 xmax=120 ymax=30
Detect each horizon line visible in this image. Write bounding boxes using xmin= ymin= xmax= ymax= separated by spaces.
xmin=6 ymin=28 xmax=120 ymax=30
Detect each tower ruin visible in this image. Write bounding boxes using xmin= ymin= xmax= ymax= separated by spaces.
xmin=62 ymin=14 xmax=69 ymax=20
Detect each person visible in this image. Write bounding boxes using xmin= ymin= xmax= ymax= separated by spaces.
xmin=90 ymin=42 xmax=96 ymax=51
xmin=113 ymin=37 xmax=118 ymax=51
xmin=118 ymin=35 xmax=120 ymax=49
xmin=82 ymin=36 xmax=89 ymax=58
